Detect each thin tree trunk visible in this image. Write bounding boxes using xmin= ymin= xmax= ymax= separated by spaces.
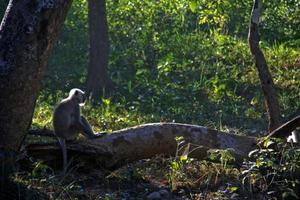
xmin=27 ymin=123 xmax=257 ymax=169
xmin=248 ymin=0 xmax=282 ymax=132
xmin=86 ymin=0 xmax=113 ymax=104
xmin=0 ymin=0 xmax=72 ymax=177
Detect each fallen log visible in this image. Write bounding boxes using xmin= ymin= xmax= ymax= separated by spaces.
xmin=27 ymin=123 xmax=257 ymax=169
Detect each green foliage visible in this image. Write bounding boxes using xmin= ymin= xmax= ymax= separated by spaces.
xmin=208 ymin=149 xmax=236 ymax=169
xmin=32 ymin=161 xmax=53 ymax=178
xmin=242 ymin=138 xmax=300 ymax=199
xmin=263 ymin=0 xmax=300 ymax=42
xmin=45 ymin=0 xmax=89 ymax=91
xmin=30 ymin=0 xmax=300 ymax=134
xmin=168 ymin=136 xmax=192 ymax=191
xmin=183 ymin=0 xmax=300 ymax=41
xmin=167 ymin=137 xmax=239 ymax=193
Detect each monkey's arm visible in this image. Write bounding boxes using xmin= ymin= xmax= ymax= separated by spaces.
xmin=78 ymin=116 xmax=101 ymax=139
xmin=72 ymin=105 xmax=92 ymax=138
xmin=73 ymin=106 xmax=105 ymax=139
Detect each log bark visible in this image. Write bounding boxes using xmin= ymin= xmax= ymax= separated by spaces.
xmin=27 ymin=123 xmax=257 ymax=169
xmin=248 ymin=0 xmax=282 ymax=132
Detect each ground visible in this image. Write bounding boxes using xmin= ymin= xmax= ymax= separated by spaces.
xmin=13 ymin=153 xmax=260 ymax=200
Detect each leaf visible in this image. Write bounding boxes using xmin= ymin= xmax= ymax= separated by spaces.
xmin=175 ymin=136 xmax=184 ymax=142
xmin=102 ymin=98 xmax=110 ymax=106
xmin=256 ymin=160 xmax=263 ymax=168
xmin=180 ymin=155 xmax=188 ymax=161
xmin=189 ymin=1 xmax=197 ymax=13
xmin=136 ymin=69 xmax=147 ymax=76
xmin=248 ymin=149 xmax=259 ymax=158
xmin=282 ymin=191 xmax=299 ymax=199
xmin=266 ymin=159 xmax=273 ymax=167
xmin=264 ymin=139 xmax=274 ymax=148
xmin=250 ymin=97 xmax=258 ymax=105
xmin=229 ymin=186 xmax=238 ymax=193
xmin=171 ymin=161 xmax=180 ymax=170
xmin=179 ymin=144 xmax=190 ymax=162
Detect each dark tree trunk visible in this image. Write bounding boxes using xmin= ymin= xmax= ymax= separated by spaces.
xmin=248 ymin=0 xmax=282 ymax=132
xmin=0 ymin=0 xmax=72 ymax=177
xmin=144 ymin=34 xmax=158 ymax=78
xmin=86 ymin=0 xmax=113 ymax=104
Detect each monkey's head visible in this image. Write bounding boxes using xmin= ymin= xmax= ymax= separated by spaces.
xmin=69 ymin=88 xmax=86 ymax=106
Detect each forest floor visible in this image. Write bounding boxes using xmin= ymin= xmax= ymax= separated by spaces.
xmin=13 ymin=154 xmax=262 ymax=200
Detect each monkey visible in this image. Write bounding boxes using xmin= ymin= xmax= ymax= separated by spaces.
xmin=53 ymin=88 xmax=101 ymax=175
xmin=287 ymin=129 xmax=299 ymax=143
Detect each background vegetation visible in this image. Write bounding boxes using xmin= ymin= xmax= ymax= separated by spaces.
xmin=29 ymin=0 xmax=299 ymax=134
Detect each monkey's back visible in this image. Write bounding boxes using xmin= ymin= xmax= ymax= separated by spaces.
xmin=53 ymin=100 xmax=78 ymax=140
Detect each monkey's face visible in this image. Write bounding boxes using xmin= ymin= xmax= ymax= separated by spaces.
xmin=69 ymin=88 xmax=86 ymax=106
xmin=77 ymin=91 xmax=86 ymax=106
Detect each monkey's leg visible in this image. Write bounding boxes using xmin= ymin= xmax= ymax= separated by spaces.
xmin=58 ymin=137 xmax=67 ymax=175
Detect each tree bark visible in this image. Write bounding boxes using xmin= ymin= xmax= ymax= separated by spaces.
xmin=0 ymin=0 xmax=72 ymax=177
xmin=86 ymin=0 xmax=113 ymax=104
xmin=248 ymin=0 xmax=282 ymax=132
xmin=27 ymin=123 xmax=257 ymax=169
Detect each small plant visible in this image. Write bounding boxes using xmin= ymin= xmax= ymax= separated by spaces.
xmin=206 ymin=149 xmax=238 ymax=186
xmin=167 ymin=136 xmax=192 ymax=191
xmin=242 ymin=138 xmax=300 ymax=199
xmin=32 ymin=161 xmax=53 ymax=178
xmin=208 ymin=149 xmax=236 ymax=170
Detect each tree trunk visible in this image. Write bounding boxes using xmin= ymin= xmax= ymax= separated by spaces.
xmin=27 ymin=123 xmax=257 ymax=169
xmin=86 ymin=0 xmax=113 ymax=104
xmin=0 ymin=0 xmax=72 ymax=176
xmin=248 ymin=0 xmax=282 ymax=132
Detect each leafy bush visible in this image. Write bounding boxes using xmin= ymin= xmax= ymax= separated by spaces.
xmin=242 ymin=138 xmax=300 ymax=199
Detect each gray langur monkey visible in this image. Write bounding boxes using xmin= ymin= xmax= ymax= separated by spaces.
xmin=287 ymin=129 xmax=299 ymax=143
xmin=53 ymin=88 xmax=101 ymax=175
